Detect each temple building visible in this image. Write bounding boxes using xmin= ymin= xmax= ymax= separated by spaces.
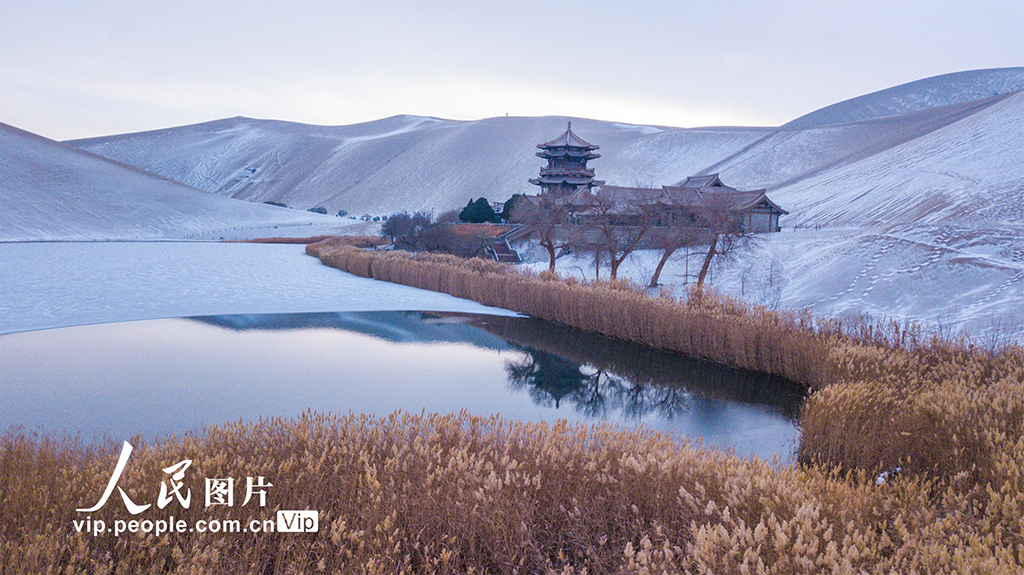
xmin=528 ymin=122 xmax=605 ymax=197
xmin=527 ymin=124 xmax=787 ymax=234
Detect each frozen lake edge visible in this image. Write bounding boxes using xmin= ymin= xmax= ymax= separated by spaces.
xmin=0 ymin=241 xmax=518 ymax=334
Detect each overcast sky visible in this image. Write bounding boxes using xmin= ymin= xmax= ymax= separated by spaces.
xmin=1 ymin=0 xmax=1021 ymax=140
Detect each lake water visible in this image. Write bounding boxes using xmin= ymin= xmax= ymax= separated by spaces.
xmin=0 ymin=311 xmax=805 ymax=460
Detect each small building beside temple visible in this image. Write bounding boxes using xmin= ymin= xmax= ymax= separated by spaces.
xmin=526 ymin=122 xmax=787 ymax=233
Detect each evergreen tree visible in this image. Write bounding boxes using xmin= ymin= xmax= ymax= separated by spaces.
xmin=501 ymin=194 xmax=527 ymax=222
xmin=459 ymin=197 xmax=498 ymax=223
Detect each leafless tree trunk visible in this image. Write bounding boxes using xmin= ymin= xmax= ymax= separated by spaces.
xmin=584 ymin=189 xmax=652 ymax=280
xmin=509 ymin=196 xmax=570 ymax=273
xmin=647 ymin=219 xmax=701 ymax=288
xmin=690 ymin=196 xmax=758 ymax=289
xmin=696 ymin=233 xmax=718 ymax=287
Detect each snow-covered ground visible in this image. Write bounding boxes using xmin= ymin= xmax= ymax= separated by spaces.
xmin=0 ymin=242 xmax=516 ymax=334
xmin=518 ymin=223 xmax=1024 ymax=343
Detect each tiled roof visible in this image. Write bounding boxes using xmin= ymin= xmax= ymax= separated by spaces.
xmin=530 ymin=175 xmax=605 ymax=186
xmin=587 ymin=182 xmax=788 ymax=215
xmin=677 ymin=173 xmax=724 ymax=189
xmin=538 ymin=122 xmax=600 ymax=150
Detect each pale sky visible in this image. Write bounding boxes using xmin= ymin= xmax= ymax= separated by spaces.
xmin=1 ymin=0 xmax=1021 ymax=140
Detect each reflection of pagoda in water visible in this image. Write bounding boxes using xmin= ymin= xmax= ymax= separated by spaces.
xmin=528 ymin=121 xmax=605 ymax=198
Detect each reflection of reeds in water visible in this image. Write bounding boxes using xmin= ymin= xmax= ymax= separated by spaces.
xmin=471 ymin=314 xmax=805 ymax=420
xmin=3 ymin=411 xmax=1018 ymax=573
xmin=306 ymin=240 xmax=1024 ymax=491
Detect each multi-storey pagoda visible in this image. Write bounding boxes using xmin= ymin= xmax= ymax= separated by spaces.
xmin=529 ymin=121 xmax=605 ymax=198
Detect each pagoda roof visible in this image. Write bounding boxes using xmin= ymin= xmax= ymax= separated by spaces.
xmin=530 ymin=175 xmax=606 ymax=186
xmin=538 ymin=122 xmax=600 ymax=150
xmin=536 ymin=149 xmax=600 ymax=159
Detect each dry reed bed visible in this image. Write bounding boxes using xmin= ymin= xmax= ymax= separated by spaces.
xmin=3 ymin=412 xmax=1020 ymax=574
xmin=240 ymin=235 xmax=386 ymax=246
xmin=305 ymin=240 xmax=1024 ymax=487
xmin=306 ymin=241 xmax=833 ymax=387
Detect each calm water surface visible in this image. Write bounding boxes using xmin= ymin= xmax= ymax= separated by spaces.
xmin=1 ymin=312 xmax=805 ymax=460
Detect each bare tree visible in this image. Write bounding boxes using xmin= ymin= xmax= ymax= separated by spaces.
xmin=568 ymin=228 xmax=607 ymax=280
xmin=509 ymin=195 xmax=571 ymax=273
xmin=582 ymin=189 xmax=653 ymax=280
xmin=382 ymin=211 xmax=432 ymax=244
xmin=647 ymin=219 xmax=701 ymax=288
xmin=692 ymin=197 xmax=757 ymax=288
xmin=383 ymin=211 xmax=482 ymax=256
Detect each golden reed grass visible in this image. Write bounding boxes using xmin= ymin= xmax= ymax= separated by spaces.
xmin=3 ymin=412 xmax=1021 ymax=574
xmin=239 ymin=235 xmax=386 ymax=246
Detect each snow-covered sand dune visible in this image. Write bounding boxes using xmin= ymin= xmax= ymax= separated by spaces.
xmin=783 ymin=68 xmax=1024 ymax=129
xmin=67 ymin=69 xmax=1023 ymax=218
xmin=67 ymin=116 xmax=768 ymax=214
xmin=0 ymin=123 xmax=360 ymax=241
xmin=701 ymin=93 xmax=1015 ymax=192
xmin=772 ymin=91 xmax=1024 ymax=228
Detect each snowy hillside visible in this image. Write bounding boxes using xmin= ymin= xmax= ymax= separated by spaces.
xmin=0 ymin=123 xmax=359 ymax=241
xmin=698 ymin=93 xmax=1014 ymax=191
xmin=68 ymin=116 xmax=768 ymax=214
xmin=783 ymin=68 xmax=1024 ymax=129
xmin=772 ymin=91 xmax=1024 ymax=228
xmin=68 ymin=69 xmax=1023 ymax=221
